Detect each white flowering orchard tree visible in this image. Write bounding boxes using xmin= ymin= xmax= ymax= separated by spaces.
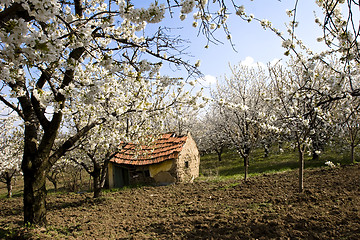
xmin=332 ymin=94 xmax=360 ymax=164
xmin=194 ymin=107 xmax=231 ymax=160
xmin=268 ymin=57 xmax=347 ymax=192
xmin=46 ymin=132 xmax=86 ymax=191
xmin=314 ymin=0 xmax=360 ymax=162
xmin=0 ymin=0 xmax=224 ymax=226
xmin=213 ymin=64 xmax=271 ymax=181
xmin=0 ymin=116 xmax=23 ymax=198
xmin=162 ymin=101 xmax=204 ymax=136
xmin=262 ymin=0 xmax=360 ymax=190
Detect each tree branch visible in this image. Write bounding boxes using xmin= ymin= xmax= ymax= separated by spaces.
xmin=0 ymin=95 xmax=24 ymax=119
xmin=0 ymin=3 xmax=34 ymax=28
xmin=30 ymin=70 xmax=52 ymax=130
xmin=48 ymin=118 xmax=105 ymax=167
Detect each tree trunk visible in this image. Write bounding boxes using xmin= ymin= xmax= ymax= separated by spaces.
xmin=22 ymin=164 xmax=48 ymax=226
xmin=264 ymin=144 xmax=269 ymax=158
xmin=278 ymin=140 xmax=283 ymax=153
xmin=7 ymin=180 xmax=13 ymax=198
xmin=47 ymin=174 xmax=58 ymax=191
xmin=312 ymin=150 xmax=320 ymax=161
xmin=21 ymin=115 xmax=49 ymax=226
xmin=92 ymin=167 xmax=102 ymax=198
xmin=5 ymin=172 xmax=13 ymax=198
xmin=50 ymin=179 xmax=57 ymax=191
xmin=93 ymin=179 xmax=102 ymax=198
xmin=215 ymin=148 xmax=223 ymax=162
xmin=244 ymin=155 xmax=249 ymax=181
xmin=298 ymin=146 xmax=304 ymax=193
xmin=351 ymin=144 xmax=355 ymax=164
xmin=311 ymin=134 xmax=322 ymax=161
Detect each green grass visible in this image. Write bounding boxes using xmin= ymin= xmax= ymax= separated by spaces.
xmin=0 ymin=185 xmax=23 ymax=199
xmin=199 ymin=145 xmax=357 ymax=181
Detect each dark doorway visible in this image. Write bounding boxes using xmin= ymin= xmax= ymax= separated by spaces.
xmin=113 ymin=165 xmax=130 ymax=188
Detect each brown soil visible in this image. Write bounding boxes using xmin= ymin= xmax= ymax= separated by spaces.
xmin=1 ymin=164 xmax=360 ymax=239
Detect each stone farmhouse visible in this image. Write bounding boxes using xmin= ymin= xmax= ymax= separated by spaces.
xmin=107 ymin=132 xmax=200 ymax=188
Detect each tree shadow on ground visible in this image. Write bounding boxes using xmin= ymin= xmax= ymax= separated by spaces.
xmin=0 ymin=204 xmax=22 ymax=218
xmin=47 ymin=194 xmax=107 ymax=211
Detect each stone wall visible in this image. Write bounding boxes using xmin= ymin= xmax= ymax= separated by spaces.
xmin=176 ymin=133 xmax=200 ymax=182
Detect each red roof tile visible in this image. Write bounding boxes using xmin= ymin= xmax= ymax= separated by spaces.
xmin=111 ymin=133 xmax=188 ymax=166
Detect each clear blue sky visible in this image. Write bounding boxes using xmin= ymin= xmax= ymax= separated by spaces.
xmin=143 ymin=0 xmax=327 ymax=87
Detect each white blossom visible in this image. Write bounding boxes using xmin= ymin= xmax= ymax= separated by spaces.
xmin=325 ymin=161 xmax=336 ymax=168
xmin=181 ymin=0 xmax=196 ymax=14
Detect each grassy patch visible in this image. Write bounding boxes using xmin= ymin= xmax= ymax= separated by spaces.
xmin=199 ymin=145 xmax=356 ymax=181
xmin=0 ymin=190 xmax=23 ymax=200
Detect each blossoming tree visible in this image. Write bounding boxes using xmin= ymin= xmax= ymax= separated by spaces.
xmin=268 ymin=56 xmax=347 ymax=192
xmin=332 ymin=95 xmax=360 ymax=164
xmin=213 ymin=64 xmax=271 ymax=181
xmin=0 ymin=0 xmax=210 ymax=225
xmin=2 ymin=0 xmax=360 ymax=227
xmin=0 ymin=116 xmax=23 ymax=198
xmin=194 ymin=107 xmax=231 ymax=161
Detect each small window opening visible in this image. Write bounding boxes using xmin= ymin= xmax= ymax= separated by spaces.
xmin=185 ymin=161 xmax=189 ymax=168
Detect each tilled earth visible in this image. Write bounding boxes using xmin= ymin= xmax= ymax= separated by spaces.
xmin=1 ymin=164 xmax=359 ymax=239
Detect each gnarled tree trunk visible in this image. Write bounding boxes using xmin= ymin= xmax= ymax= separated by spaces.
xmin=91 ymin=161 xmax=109 ymax=198
xmin=21 ymin=111 xmax=50 ymax=226
xmin=92 ymin=167 xmax=102 ymax=198
xmin=22 ymin=162 xmax=48 ymax=226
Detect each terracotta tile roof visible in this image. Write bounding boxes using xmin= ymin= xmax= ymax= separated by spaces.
xmin=111 ymin=133 xmax=188 ymax=166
